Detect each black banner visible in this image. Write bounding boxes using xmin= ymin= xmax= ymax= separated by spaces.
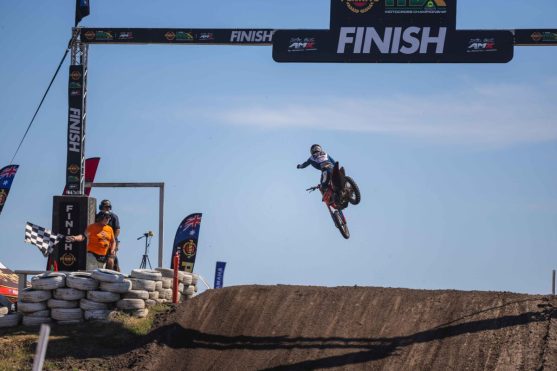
xmin=51 ymin=196 xmax=95 ymax=271
xmin=66 ymin=65 xmax=86 ymax=195
xmin=273 ymin=0 xmax=514 ymax=63
xmin=0 ymin=165 xmax=18 ymax=216
xmin=79 ymin=28 xmax=275 ymax=45
xmin=330 ymin=0 xmax=457 ymax=29
xmin=170 ymin=213 xmax=202 ymax=273
xmin=514 ymin=29 xmax=557 ymax=46
xmin=273 ymin=28 xmax=514 ymax=63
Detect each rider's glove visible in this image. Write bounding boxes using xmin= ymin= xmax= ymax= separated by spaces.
xmin=297 ymin=164 xmax=302 ymax=169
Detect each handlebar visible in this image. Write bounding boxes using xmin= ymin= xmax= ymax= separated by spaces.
xmin=306 ymin=185 xmax=320 ymax=192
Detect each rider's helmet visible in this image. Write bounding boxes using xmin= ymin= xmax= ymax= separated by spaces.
xmin=310 ymin=144 xmax=323 ymax=156
xmin=99 ymin=199 xmax=111 ymax=210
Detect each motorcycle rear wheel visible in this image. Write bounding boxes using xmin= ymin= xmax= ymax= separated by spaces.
xmin=344 ymin=176 xmax=361 ymax=205
xmin=333 ymin=211 xmax=350 ymax=239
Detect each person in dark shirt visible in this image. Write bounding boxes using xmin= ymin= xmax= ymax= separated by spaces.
xmin=99 ymin=199 xmax=121 ymax=271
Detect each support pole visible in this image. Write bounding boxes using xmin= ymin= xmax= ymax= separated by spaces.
xmin=551 ymin=269 xmax=555 ymax=296
xmin=32 ymin=324 xmax=50 ymax=371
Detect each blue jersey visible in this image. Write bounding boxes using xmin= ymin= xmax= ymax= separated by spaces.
xmin=299 ymin=151 xmax=335 ymax=171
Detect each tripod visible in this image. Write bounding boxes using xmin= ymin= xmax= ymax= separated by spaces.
xmin=137 ymin=232 xmax=153 ymax=269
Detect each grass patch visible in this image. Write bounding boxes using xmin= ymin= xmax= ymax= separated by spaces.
xmin=0 ymin=303 xmax=173 ymax=369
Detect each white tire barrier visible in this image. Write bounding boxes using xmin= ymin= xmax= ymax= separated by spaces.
xmin=182 ymin=274 xmax=193 ymax=286
xmin=148 ymin=291 xmax=159 ymax=300
xmin=116 ymin=299 xmax=145 ymax=310
xmin=127 ymin=308 xmax=149 ymax=318
xmin=84 ymin=309 xmax=115 ymax=321
xmin=66 ymin=272 xmax=99 ymax=291
xmin=145 ymin=299 xmax=156 ymax=308
xmin=160 ymin=289 xmax=173 ymax=300
xmin=162 ymin=278 xmax=172 ymax=289
xmin=178 ymin=283 xmax=184 ymax=292
xmin=130 ymin=269 xmax=162 ymax=281
xmin=54 ymin=288 xmax=85 ymax=301
xmin=18 ymin=301 xmax=47 ymax=313
xmin=22 ymin=316 xmax=51 ymax=327
xmin=20 ymin=289 xmax=52 ymax=303
xmin=31 ymin=275 xmax=65 ymax=290
xmin=26 ymin=310 xmax=50 ymax=318
xmin=123 ymin=290 xmax=149 ymax=300
xmin=91 ymin=268 xmax=126 ymax=283
xmin=87 ymin=290 xmax=120 ymax=303
xmin=0 ymin=313 xmax=21 ymax=327
xmin=51 ymin=308 xmax=83 ymax=321
xmin=36 ymin=272 xmax=66 ymax=278
xmin=192 ymin=274 xmax=199 ymax=285
xmin=130 ymin=278 xmax=156 ymax=292
xmin=99 ymin=279 xmax=132 ymax=294
xmin=155 ymin=267 xmax=186 ymax=282
xmin=155 ymin=281 xmax=163 ymax=291
xmin=185 ymin=286 xmax=195 ymax=296
xmin=80 ymin=298 xmax=108 ymax=310
xmin=48 ymin=299 xmax=79 ymax=309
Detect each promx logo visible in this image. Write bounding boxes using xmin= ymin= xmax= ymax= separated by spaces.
xmin=385 ymin=0 xmax=447 ymax=14
xmin=341 ymin=0 xmax=380 ymax=14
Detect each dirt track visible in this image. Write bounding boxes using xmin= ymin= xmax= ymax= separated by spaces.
xmin=93 ymin=285 xmax=557 ymax=370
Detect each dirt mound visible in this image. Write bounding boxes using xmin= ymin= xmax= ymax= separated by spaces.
xmin=105 ymin=285 xmax=557 ymax=370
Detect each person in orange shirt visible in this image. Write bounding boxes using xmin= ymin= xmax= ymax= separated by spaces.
xmin=66 ymin=210 xmax=116 ymax=271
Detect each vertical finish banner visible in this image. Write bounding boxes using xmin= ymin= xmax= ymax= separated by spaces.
xmin=0 ymin=165 xmax=19 ymax=216
xmin=214 ymin=261 xmax=226 ymax=289
xmin=170 ymin=213 xmax=202 ymax=273
xmin=66 ymin=65 xmax=86 ymax=195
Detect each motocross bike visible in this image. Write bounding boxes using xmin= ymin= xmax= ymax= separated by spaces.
xmin=306 ymin=162 xmax=360 ymax=239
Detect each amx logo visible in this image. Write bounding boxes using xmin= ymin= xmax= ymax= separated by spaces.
xmin=341 ymin=0 xmax=380 ymax=14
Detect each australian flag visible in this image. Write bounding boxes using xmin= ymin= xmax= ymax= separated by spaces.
xmin=171 ymin=213 xmax=202 ymax=272
xmin=0 ymin=165 xmax=19 ymax=216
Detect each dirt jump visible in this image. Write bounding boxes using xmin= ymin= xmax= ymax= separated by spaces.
xmin=89 ymin=285 xmax=557 ymax=370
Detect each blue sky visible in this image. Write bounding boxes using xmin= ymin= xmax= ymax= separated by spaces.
xmin=1 ymin=0 xmax=556 ymax=294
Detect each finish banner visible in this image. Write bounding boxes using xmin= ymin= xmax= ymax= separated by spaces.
xmin=0 ymin=165 xmax=19 ymax=216
xmin=273 ymin=0 xmax=514 ymax=63
xmin=214 ymin=261 xmax=226 ymax=289
xmin=66 ymin=65 xmax=86 ymax=195
xmin=80 ymin=28 xmax=275 ymax=45
xmin=170 ymin=213 xmax=202 ymax=273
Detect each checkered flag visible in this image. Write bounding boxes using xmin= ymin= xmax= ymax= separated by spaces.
xmin=24 ymin=222 xmax=64 ymax=257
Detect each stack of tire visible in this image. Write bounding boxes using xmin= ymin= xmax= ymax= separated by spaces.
xmin=17 ymin=272 xmax=84 ymax=326
xmin=86 ymin=269 xmax=129 ymax=321
xmin=0 ymin=305 xmax=20 ymax=328
xmin=155 ymin=268 xmax=198 ymax=302
xmin=123 ymin=269 xmax=164 ymax=317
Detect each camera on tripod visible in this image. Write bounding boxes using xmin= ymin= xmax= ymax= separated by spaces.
xmin=137 ymin=231 xmax=154 ymax=268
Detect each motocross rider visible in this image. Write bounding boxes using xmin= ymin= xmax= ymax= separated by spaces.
xmin=297 ymin=144 xmax=340 ymax=197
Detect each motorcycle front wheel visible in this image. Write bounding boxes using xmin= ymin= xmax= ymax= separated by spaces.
xmin=344 ymin=176 xmax=361 ymax=205
xmin=333 ymin=211 xmax=350 ymax=239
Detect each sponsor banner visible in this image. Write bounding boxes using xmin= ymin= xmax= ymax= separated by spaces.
xmin=514 ymin=29 xmax=557 ymax=46
xmin=66 ymin=65 xmax=86 ymax=195
xmin=63 ymin=157 xmax=100 ymax=196
xmin=80 ymin=28 xmax=275 ymax=45
xmin=273 ymin=29 xmax=513 ymax=63
xmin=170 ymin=213 xmax=203 ymax=273
xmin=214 ymin=261 xmax=226 ymax=289
xmin=0 ymin=165 xmax=18 ymax=216
xmin=330 ymin=0 xmax=457 ymax=29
